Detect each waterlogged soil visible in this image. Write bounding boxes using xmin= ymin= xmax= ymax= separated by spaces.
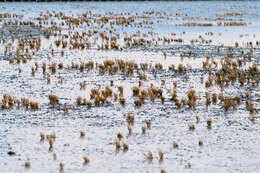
xmin=0 ymin=1 xmax=260 ymax=173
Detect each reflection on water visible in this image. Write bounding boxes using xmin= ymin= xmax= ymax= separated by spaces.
xmin=0 ymin=1 xmax=260 ymax=173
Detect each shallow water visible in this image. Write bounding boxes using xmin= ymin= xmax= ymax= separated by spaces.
xmin=0 ymin=1 xmax=260 ymax=173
